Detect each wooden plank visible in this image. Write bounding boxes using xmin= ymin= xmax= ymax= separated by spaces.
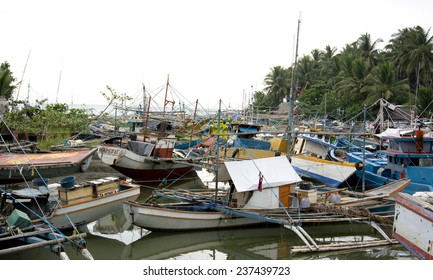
xmin=334 ymin=194 xmax=388 ymax=206
xmin=291 ymin=239 xmax=399 ymax=253
xmin=0 ymin=233 xmax=87 ymax=256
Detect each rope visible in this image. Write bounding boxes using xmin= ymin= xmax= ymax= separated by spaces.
xmin=0 ymin=115 xmax=86 ymax=246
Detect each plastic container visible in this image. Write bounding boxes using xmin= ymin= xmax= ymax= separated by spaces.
xmin=59 ymin=176 xmax=76 ymax=189
xmin=32 ymin=178 xmax=49 ymax=187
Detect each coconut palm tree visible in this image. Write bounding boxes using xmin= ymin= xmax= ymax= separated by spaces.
xmin=364 ymin=61 xmax=409 ymax=105
xmin=357 ymin=33 xmax=384 ymax=68
xmin=263 ymin=66 xmax=290 ymax=107
xmin=334 ymin=55 xmax=371 ymax=116
xmin=386 ymin=26 xmax=433 ymax=91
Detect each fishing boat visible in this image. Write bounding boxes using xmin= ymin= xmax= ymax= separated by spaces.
xmin=0 ymin=148 xmax=97 ymax=184
xmin=393 ymin=192 xmax=433 ymax=259
xmin=96 ymin=76 xmax=202 ymax=187
xmin=123 ymin=156 xmax=406 ymax=233
xmin=123 ymin=156 xmax=303 ymax=231
xmin=97 ymin=134 xmax=198 ymax=186
xmin=290 ymin=134 xmax=361 ymax=188
xmin=346 ymin=128 xmax=433 ymax=194
xmin=1 ymin=176 xmax=141 ymax=230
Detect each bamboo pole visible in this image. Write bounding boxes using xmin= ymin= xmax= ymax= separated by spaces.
xmin=0 ymin=227 xmax=53 ymax=242
xmin=0 ymin=233 xmax=87 ymax=256
xmin=291 ymin=239 xmax=399 ymax=253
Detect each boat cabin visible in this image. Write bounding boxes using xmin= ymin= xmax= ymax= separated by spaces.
xmin=381 ymin=129 xmax=433 ymax=178
xmin=218 ymin=156 xmax=306 ymax=209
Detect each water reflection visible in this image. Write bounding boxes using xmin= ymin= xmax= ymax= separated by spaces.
xmin=0 ymin=208 xmax=416 ymax=260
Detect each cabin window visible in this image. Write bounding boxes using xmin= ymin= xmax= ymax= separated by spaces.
xmin=408 ymin=158 xmax=419 ymax=166
xmin=389 ymin=141 xmax=398 ymax=151
xmin=420 ymin=158 xmax=433 ymax=167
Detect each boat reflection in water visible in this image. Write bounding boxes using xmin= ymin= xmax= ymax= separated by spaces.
xmin=117 ymin=222 xmax=415 ymax=260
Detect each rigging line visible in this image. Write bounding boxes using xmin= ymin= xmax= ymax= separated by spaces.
xmin=0 ymin=126 xmax=52 ymax=225
xmin=0 ymin=116 xmax=86 ymax=235
xmin=417 ymin=98 xmax=433 ymax=118
xmin=4 ymin=192 xmax=73 ymax=246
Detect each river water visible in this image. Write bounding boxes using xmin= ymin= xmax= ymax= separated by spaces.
xmin=0 ymin=171 xmax=417 ymax=261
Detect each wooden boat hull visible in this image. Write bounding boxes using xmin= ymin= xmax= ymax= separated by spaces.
xmin=393 ymin=193 xmax=433 ymax=259
xmin=97 ymin=145 xmax=195 ymax=186
xmin=50 ymin=182 xmax=141 ymax=230
xmin=0 ymin=148 xmax=96 ymax=183
xmin=123 ymin=201 xmax=264 ymax=231
xmin=290 ymin=155 xmax=357 ymax=188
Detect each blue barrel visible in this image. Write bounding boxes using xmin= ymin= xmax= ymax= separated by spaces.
xmin=59 ymin=176 xmax=76 ymax=188
xmin=32 ymin=178 xmax=49 ymax=187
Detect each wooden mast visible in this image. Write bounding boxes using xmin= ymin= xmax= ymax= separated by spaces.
xmin=189 ymin=99 xmax=199 ymax=147
xmin=161 ymin=74 xmax=175 ymax=135
xmin=287 ymin=13 xmax=301 ymax=156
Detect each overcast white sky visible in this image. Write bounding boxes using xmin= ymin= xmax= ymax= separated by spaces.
xmin=1 ymin=0 xmax=432 ymax=111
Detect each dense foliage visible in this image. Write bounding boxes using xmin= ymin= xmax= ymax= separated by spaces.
xmin=3 ymin=100 xmax=89 ymax=141
xmin=257 ymin=26 xmax=433 ymax=121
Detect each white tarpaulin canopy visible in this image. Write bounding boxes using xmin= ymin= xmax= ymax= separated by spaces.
xmin=375 ymin=128 xmax=414 ymax=138
xmin=223 ymin=156 xmax=302 ymax=193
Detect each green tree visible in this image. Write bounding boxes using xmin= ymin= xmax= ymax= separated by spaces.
xmin=364 ymin=61 xmax=410 ymax=105
xmin=0 ymin=62 xmax=16 ymax=101
xmin=318 ymin=45 xmax=340 ymax=88
xmin=263 ymin=66 xmax=290 ymax=107
xmin=96 ymin=85 xmax=132 ymax=119
xmin=356 ymin=33 xmax=384 ymax=68
xmin=4 ymin=100 xmax=89 ymax=142
xmin=416 ymin=86 xmax=433 ymax=118
xmin=386 ymin=26 xmax=433 ymax=95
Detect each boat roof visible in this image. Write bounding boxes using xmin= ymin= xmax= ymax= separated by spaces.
xmin=0 ymin=148 xmax=96 ymax=167
xmin=222 ymin=156 xmax=302 ymax=193
xmin=299 ymin=135 xmax=337 ymax=148
xmin=374 ymin=128 xmax=411 ymax=138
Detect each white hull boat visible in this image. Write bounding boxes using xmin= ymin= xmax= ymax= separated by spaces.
xmin=6 ymin=177 xmax=141 ymax=230
xmin=290 ymin=155 xmax=357 ymax=188
xmin=123 ymin=201 xmax=263 ymax=231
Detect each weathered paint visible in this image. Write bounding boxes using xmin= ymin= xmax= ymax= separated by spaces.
xmin=393 ymin=193 xmax=433 ymax=260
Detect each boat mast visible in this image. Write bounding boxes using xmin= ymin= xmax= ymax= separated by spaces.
xmin=287 ymin=13 xmax=301 ymax=155
xmin=189 ymin=99 xmax=199 ymax=147
xmin=215 ymin=99 xmax=222 ymax=202
xmin=15 ymin=48 xmax=31 ymax=102
xmin=362 ymin=104 xmax=366 ymax=192
xmin=163 ymin=75 xmax=169 ymax=118
xmin=380 ymin=98 xmax=384 ymax=133
xmin=56 ymin=62 xmax=63 ymax=103
xmin=142 ymin=83 xmax=148 ymax=133
xmin=142 ymin=83 xmax=147 ymax=118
